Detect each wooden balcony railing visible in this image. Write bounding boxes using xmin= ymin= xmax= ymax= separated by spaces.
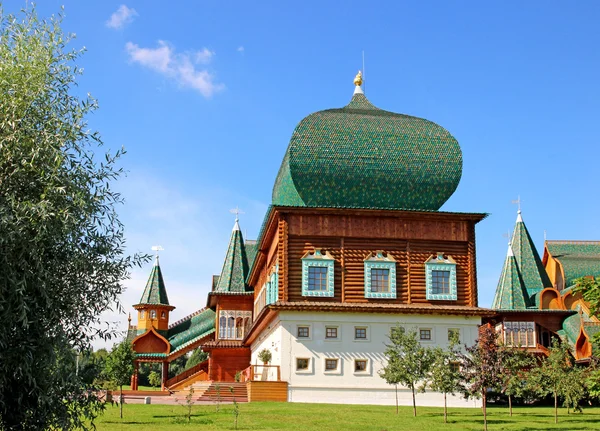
xmin=241 ymin=364 xmax=281 ymax=382
xmin=165 ymin=359 xmax=208 ymax=388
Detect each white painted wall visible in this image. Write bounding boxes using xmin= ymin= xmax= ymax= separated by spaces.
xmin=251 ymin=311 xmax=482 ymax=407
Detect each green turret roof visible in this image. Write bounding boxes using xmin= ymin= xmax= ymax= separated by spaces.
xmin=215 ymin=220 xmax=251 ymax=293
xmin=272 ymin=87 xmax=462 ymax=211
xmin=511 ymin=211 xmax=552 ymax=298
xmin=546 ymin=241 xmax=600 ymax=287
xmin=492 ymin=244 xmax=530 ymax=310
xmin=137 ymin=257 xmax=170 ymax=305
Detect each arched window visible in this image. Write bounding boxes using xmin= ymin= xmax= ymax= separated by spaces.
xmin=150 ymin=310 xmax=157 ymax=319
xmin=228 ymin=317 xmax=235 ymax=339
xmin=219 ymin=316 xmax=227 ymax=339
xmin=140 ymin=310 xmax=145 ymax=319
xmin=243 ymin=317 xmax=250 ymax=336
xmin=161 ymin=311 xmax=166 ymax=319
xmin=235 ymin=317 xmax=244 ymax=339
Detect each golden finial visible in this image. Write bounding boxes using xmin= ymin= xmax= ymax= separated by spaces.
xmin=353 ymin=70 xmax=363 ymax=87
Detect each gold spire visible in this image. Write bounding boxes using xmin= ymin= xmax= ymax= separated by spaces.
xmin=353 ymin=70 xmax=363 ymax=87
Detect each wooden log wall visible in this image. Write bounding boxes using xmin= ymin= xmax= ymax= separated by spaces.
xmin=247 ymin=381 xmax=288 ymax=402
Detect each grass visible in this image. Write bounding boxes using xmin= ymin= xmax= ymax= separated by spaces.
xmin=120 ymin=385 xmax=162 ymax=391
xmin=94 ymin=402 xmax=600 ymax=430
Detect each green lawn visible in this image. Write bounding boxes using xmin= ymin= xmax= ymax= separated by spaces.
xmin=94 ymin=403 xmax=600 ymax=431
xmin=120 ymin=385 xmax=162 ymax=391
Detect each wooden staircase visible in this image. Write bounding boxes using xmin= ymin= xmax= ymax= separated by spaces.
xmin=198 ymin=382 xmax=248 ymax=403
xmin=166 ymin=360 xmax=209 ymax=391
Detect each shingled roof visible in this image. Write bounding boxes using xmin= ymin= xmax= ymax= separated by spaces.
xmin=272 ymin=86 xmax=463 ymax=211
xmin=492 ymin=244 xmax=530 ymax=310
xmin=214 ymin=220 xmax=252 ymax=293
xmin=546 ymin=241 xmax=600 ymax=287
xmin=137 ymin=257 xmax=170 ymax=306
xmin=511 ymin=211 xmax=552 ymax=298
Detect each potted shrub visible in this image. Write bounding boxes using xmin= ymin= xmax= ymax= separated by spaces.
xmin=258 ymin=348 xmax=272 ymax=364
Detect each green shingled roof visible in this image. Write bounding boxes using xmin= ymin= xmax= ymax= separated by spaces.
xmin=492 ymin=246 xmax=530 ymax=310
xmin=511 ymin=212 xmax=552 ymax=298
xmin=215 ymin=222 xmax=252 ymax=293
xmin=137 ymin=257 xmax=170 ymax=305
xmin=546 ymin=241 xmax=600 ymax=286
xmin=167 ymin=308 xmax=216 ymax=352
xmin=272 ymin=92 xmax=462 ymax=211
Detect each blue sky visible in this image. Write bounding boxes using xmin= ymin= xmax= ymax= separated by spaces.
xmin=6 ymin=1 xmax=600 ymax=348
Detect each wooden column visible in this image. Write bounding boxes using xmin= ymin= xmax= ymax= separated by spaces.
xmin=467 ymin=223 xmax=477 ymax=307
xmin=406 ymin=242 xmax=412 ymax=304
xmin=161 ymin=361 xmax=169 ymax=391
xmin=130 ymin=361 xmax=139 ymax=391
xmin=340 ymin=237 xmax=345 ymax=303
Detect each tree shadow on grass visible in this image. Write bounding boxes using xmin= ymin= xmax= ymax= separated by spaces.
xmin=153 ymin=413 xmax=207 ymax=418
xmin=102 ymin=421 xmax=145 ymax=424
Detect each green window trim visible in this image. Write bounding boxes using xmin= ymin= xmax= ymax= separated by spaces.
xmin=425 ymin=253 xmax=457 ymax=301
xmin=302 ymin=249 xmax=335 ymax=297
xmin=364 ymin=251 xmax=397 ymax=299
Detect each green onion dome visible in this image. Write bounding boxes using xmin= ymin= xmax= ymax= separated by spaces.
xmin=272 ymin=86 xmax=462 ymax=211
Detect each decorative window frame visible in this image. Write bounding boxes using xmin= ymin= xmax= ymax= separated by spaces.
xmin=302 ymin=249 xmax=335 ymax=297
xmin=295 ymin=357 xmax=312 ymax=374
xmin=353 ymin=358 xmax=371 ymax=375
xmin=353 ymin=325 xmax=369 ymax=342
xmin=323 ymin=357 xmax=342 ymax=375
xmin=364 ymin=251 xmax=397 ymax=299
xmin=296 ymin=324 xmax=312 ymax=340
xmin=218 ymin=310 xmax=252 ymax=340
xmin=324 ymin=325 xmax=340 ymax=341
xmin=425 ymin=253 xmax=457 ymax=301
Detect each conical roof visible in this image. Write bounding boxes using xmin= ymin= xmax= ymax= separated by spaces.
xmin=511 ymin=211 xmax=552 ymax=297
xmin=215 ymin=221 xmax=250 ymax=293
xmin=492 ymin=244 xmax=529 ymax=310
xmin=138 ymin=257 xmax=170 ymax=305
xmin=272 ymin=82 xmax=462 ymax=211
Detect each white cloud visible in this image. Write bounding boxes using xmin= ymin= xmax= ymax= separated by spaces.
xmin=237 ymin=46 xmax=245 ymax=53
xmin=106 ymin=5 xmax=138 ymax=29
xmin=125 ymin=41 xmax=224 ymax=98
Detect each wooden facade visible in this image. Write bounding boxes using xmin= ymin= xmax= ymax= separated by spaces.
xmin=249 ymin=207 xmax=486 ymax=310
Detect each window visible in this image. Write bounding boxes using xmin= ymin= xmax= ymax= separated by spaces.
xmin=364 ymin=251 xmax=397 ymax=299
xmin=301 ymin=249 xmax=335 ymax=297
xmin=308 ymin=267 xmax=328 ymax=291
xmin=371 ymin=268 xmax=390 ymax=292
xmin=502 ymin=321 xmax=536 ymax=347
xmin=150 ymin=310 xmax=156 ymax=319
xmin=432 ymin=270 xmax=450 ymax=295
xmin=448 ymin=328 xmax=460 ymax=342
xmin=425 ymin=253 xmax=457 ymax=301
xmin=297 ymin=326 xmax=310 ymax=338
xmin=420 ymin=329 xmax=432 ymax=341
xmin=296 ymin=358 xmax=309 ymax=371
xmin=355 ymin=359 xmax=367 ymax=372
xmin=325 ymin=359 xmax=338 ymax=371
xmin=160 ymin=311 xmax=166 ymax=319
xmin=354 ymin=327 xmax=367 ymax=340
xmin=325 ymin=327 xmax=338 ymax=339
xmin=450 ymin=362 xmax=460 ymax=373
xmin=140 ymin=310 xmax=145 ymax=319
xmin=218 ymin=310 xmax=252 ymax=340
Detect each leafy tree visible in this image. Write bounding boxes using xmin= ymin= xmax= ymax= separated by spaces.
xmin=379 ymin=326 xmax=433 ymax=417
xmin=561 ymin=366 xmax=586 ymax=414
xmin=498 ymin=345 xmax=535 ymax=416
xmin=425 ymin=332 xmax=461 ymax=423
xmin=185 ymin=348 xmax=209 ymax=370
xmin=573 ymin=277 xmax=600 ymax=317
xmin=148 ymin=370 xmax=162 ymax=388
xmin=258 ymin=348 xmax=272 ymax=364
xmin=527 ymin=339 xmax=572 ymax=424
xmin=458 ymin=325 xmax=502 ymax=431
xmin=104 ymin=342 xmax=136 ymax=419
xmin=0 ymin=6 xmax=144 ymax=429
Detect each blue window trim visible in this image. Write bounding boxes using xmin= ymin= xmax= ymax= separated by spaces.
xmin=425 ymin=254 xmax=457 ymax=301
xmin=364 ymin=260 xmax=396 ymax=299
xmin=302 ymin=250 xmax=335 ymax=297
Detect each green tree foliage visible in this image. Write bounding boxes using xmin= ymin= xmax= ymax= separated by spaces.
xmin=0 ymin=6 xmax=144 ymax=429
xmin=185 ymin=348 xmax=209 ymax=370
xmin=458 ymin=325 xmax=502 ymax=431
xmin=425 ymin=332 xmax=461 ymax=423
xmin=498 ymin=345 xmax=535 ymax=416
xmin=573 ymin=277 xmax=600 ymax=317
xmin=104 ymin=342 xmax=136 ymax=419
xmin=78 ymin=348 xmax=109 ymax=385
xmin=527 ymin=340 xmax=573 ymax=424
xmin=379 ymin=326 xmax=433 ymax=417
xmin=148 ymin=371 xmax=162 ymax=388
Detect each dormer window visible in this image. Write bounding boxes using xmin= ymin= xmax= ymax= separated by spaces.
xmin=150 ymin=310 xmax=157 ymax=319
xmin=425 ymin=253 xmax=457 ymax=301
xmin=160 ymin=311 xmax=166 ymax=319
xmin=302 ymin=249 xmax=335 ymax=297
xmin=364 ymin=251 xmax=396 ymax=299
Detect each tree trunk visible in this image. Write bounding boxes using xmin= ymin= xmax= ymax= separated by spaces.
xmin=395 ymin=384 xmax=398 ymax=415
xmin=120 ymin=385 xmax=123 ymax=419
xmin=509 ymin=394 xmax=512 ymax=417
xmin=411 ymin=386 xmax=416 ymax=417
xmin=554 ymin=391 xmax=558 ymax=424
xmin=482 ymin=390 xmax=488 ymax=431
xmin=444 ymin=392 xmax=447 ymax=424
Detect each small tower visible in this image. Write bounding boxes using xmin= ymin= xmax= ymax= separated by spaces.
xmin=133 ymin=253 xmax=175 ymax=334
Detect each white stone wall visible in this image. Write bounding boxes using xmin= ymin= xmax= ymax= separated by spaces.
xmin=251 ymin=311 xmax=482 ymax=407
